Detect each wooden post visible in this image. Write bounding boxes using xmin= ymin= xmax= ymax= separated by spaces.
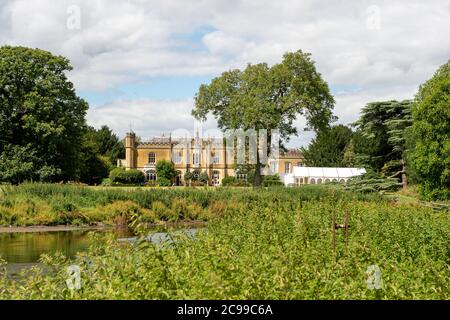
xmin=332 ymin=212 xmax=336 ymax=251
xmin=344 ymin=210 xmax=350 ymax=247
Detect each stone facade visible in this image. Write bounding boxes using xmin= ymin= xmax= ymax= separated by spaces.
xmin=119 ymin=132 xmax=304 ymax=185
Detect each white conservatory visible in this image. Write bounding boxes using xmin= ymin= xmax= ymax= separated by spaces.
xmin=282 ymin=167 xmax=366 ymax=186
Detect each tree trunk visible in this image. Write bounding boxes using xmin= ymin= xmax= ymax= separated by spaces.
xmin=253 ymin=149 xmax=262 ymax=187
xmin=401 ymin=159 xmax=407 ymax=189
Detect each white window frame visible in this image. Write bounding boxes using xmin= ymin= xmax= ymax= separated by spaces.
xmin=148 ymin=152 xmax=156 ymax=164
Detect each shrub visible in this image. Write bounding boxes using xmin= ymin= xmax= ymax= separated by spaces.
xmin=157 ymin=177 xmax=172 ymax=187
xmin=109 ymin=168 xmax=146 ymax=185
xmin=262 ymin=174 xmax=284 ymax=187
xmin=171 ymin=198 xmax=189 ymax=221
xmin=109 ymin=168 xmax=124 ymax=182
xmin=199 ymin=172 xmax=209 ymax=184
xmin=98 ymin=200 xmax=155 ymax=225
xmin=191 ymin=180 xmax=205 ymax=187
xmin=156 ymin=160 xmax=177 ymax=180
xmin=221 ymin=176 xmax=236 ymax=186
xmin=151 ymin=201 xmax=171 ymax=221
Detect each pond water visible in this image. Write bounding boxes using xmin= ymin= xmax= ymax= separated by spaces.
xmin=0 ymin=228 xmax=134 ymax=264
xmin=0 ymin=227 xmax=199 ymax=278
xmin=0 ymin=228 xmax=134 ymax=277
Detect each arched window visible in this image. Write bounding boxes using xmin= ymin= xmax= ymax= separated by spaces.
xmin=299 ymin=178 xmax=304 ymax=184
xmin=332 ymin=179 xmax=338 ymax=182
xmin=325 ymin=179 xmax=330 ymax=183
xmin=193 ymin=170 xmax=201 ymax=180
xmin=317 ymin=178 xmax=323 ymax=184
xmin=310 ymin=178 xmax=316 ymax=184
xmin=340 ymin=179 xmax=346 ymax=183
xmin=212 ymin=170 xmax=220 ymax=186
xmin=148 ymin=152 xmax=156 ymax=164
xmin=146 ymin=170 xmax=156 ymax=181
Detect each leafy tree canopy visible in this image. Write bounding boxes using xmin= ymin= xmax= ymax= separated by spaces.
xmin=192 ymin=50 xmax=335 ymax=185
xmin=352 ymin=100 xmax=413 ymax=185
xmin=409 ymin=59 xmax=450 ymax=200
xmin=301 ymin=124 xmax=353 ymax=167
xmin=156 ymin=160 xmax=177 ymax=180
xmin=0 ymin=46 xmax=88 ymax=183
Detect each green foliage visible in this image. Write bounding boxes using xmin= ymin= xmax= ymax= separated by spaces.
xmin=0 ymin=144 xmax=37 ymax=184
xmin=301 ymin=125 xmax=353 ymax=167
xmin=262 ymin=174 xmax=284 ymax=187
xmin=192 ymin=50 xmax=335 ymax=185
xmin=0 ymin=46 xmax=88 ymax=183
xmin=101 ymin=178 xmax=111 ymax=186
xmin=183 ymin=172 xmax=193 ymax=185
xmin=221 ymin=176 xmax=236 ymax=186
xmin=155 ymin=160 xmax=176 ymax=181
xmin=353 ymin=100 xmax=413 ymax=177
xmin=88 ymin=125 xmax=125 ymax=166
xmin=78 ymin=126 xmax=124 ymax=185
xmin=198 ymin=172 xmax=209 ymax=184
xmin=109 ymin=168 xmax=145 ymax=185
xmin=0 ymin=185 xmax=448 ymax=299
xmin=157 ymin=177 xmax=172 ymax=187
xmin=220 ymin=176 xmax=252 ymax=187
xmin=409 ymin=59 xmax=450 ymax=200
xmin=346 ymin=171 xmax=401 ymax=194
xmin=109 ymin=168 xmax=124 ymax=183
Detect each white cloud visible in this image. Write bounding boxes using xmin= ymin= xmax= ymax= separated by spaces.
xmin=87 ymin=98 xmax=218 ymax=140
xmin=1 ymin=0 xmax=449 ymax=146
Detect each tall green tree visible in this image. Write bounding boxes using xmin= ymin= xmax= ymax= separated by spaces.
xmin=78 ymin=126 xmax=125 ymax=185
xmin=88 ymin=125 xmax=125 ymax=166
xmin=409 ymin=59 xmax=450 ymax=200
xmin=0 ymin=46 xmax=88 ymax=183
xmin=156 ymin=160 xmax=177 ymax=181
xmin=301 ymin=124 xmax=353 ymax=167
xmin=353 ymin=100 xmax=413 ymax=186
xmin=192 ymin=50 xmax=335 ymax=186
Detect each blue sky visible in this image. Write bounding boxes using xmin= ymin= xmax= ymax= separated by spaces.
xmin=1 ymin=0 xmax=449 ymax=147
xmin=80 ymin=75 xmax=214 ymax=105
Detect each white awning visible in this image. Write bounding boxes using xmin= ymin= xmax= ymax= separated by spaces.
xmin=292 ymin=167 xmax=366 ymax=178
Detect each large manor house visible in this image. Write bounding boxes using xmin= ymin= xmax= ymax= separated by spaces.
xmin=118 ymin=132 xmax=304 ymax=186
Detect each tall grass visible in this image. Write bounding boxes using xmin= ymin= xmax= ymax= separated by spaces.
xmin=0 ymin=185 xmax=448 ymax=299
xmin=0 ymin=183 xmax=383 ymax=226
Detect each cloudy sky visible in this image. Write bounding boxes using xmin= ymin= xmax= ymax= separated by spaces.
xmin=1 ymin=0 xmax=449 ymax=146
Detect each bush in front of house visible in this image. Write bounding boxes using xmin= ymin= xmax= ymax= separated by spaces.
xmin=221 ymin=176 xmax=252 ymax=187
xmin=109 ymin=168 xmax=146 ymax=185
xmin=199 ymin=172 xmax=209 ymax=185
xmin=262 ymin=174 xmax=284 ymax=187
xmin=221 ymin=176 xmax=236 ymax=186
xmin=157 ymin=177 xmax=172 ymax=187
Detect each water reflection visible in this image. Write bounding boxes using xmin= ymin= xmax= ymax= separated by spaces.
xmin=0 ymin=227 xmax=199 ymax=278
xmin=0 ymin=228 xmax=134 ymax=264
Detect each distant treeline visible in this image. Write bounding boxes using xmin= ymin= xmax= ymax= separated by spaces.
xmin=301 ymin=60 xmax=449 ymax=200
